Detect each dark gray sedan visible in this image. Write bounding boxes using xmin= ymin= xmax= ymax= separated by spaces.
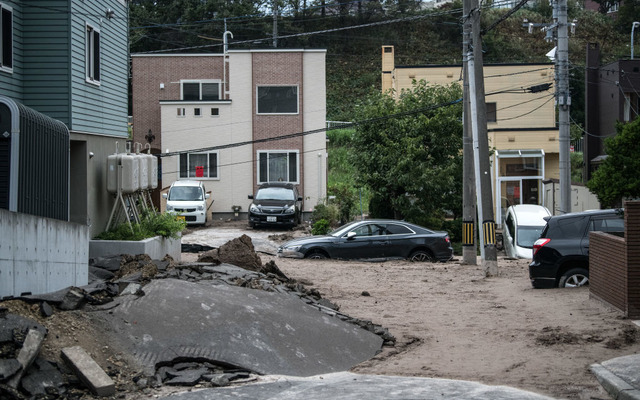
xmin=278 ymin=219 xmax=453 ymax=262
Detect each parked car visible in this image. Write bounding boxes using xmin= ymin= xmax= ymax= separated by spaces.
xmin=248 ymin=183 xmax=302 ymax=228
xmin=502 ymin=205 xmax=551 ymax=259
xmin=162 ymin=180 xmax=210 ymax=225
xmin=278 ymin=219 xmax=453 ymax=261
xmin=529 ymin=209 xmax=624 ymax=288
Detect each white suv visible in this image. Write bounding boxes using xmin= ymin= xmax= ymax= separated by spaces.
xmin=162 ymin=180 xmax=211 ymax=225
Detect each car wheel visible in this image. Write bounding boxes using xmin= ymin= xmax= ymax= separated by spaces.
xmin=306 ymin=251 xmax=328 ymax=260
xmin=559 ymin=268 xmax=589 ymax=288
xmin=409 ymin=250 xmax=435 ymax=262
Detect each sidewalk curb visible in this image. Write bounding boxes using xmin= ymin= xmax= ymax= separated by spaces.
xmin=590 ymin=363 xmax=640 ymax=400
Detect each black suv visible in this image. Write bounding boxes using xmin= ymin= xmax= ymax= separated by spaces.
xmin=529 ymin=209 xmax=624 ymax=288
xmin=248 ymin=183 xmax=303 ymax=228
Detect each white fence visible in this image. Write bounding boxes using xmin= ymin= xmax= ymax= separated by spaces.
xmin=0 ymin=209 xmax=88 ymax=297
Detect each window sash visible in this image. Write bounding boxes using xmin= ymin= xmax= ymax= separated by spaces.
xmin=179 ymin=152 xmax=218 ymax=179
xmin=181 ymin=81 xmax=220 ymax=101
xmin=257 ymin=86 xmax=299 ymax=114
xmin=86 ymin=24 xmax=100 ymax=82
xmin=1 ymin=6 xmax=12 ymax=70
xmin=257 ymin=151 xmax=298 ymax=183
xmin=486 ymin=102 xmax=497 ymax=122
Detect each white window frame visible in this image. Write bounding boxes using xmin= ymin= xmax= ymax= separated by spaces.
xmin=179 ymin=151 xmax=220 ymax=180
xmin=180 ymin=79 xmax=221 ymax=101
xmin=256 ymin=85 xmax=299 ymax=115
xmin=177 ymin=107 xmax=186 ymax=117
xmin=257 ymin=150 xmax=300 ymax=184
xmin=210 ymin=107 xmax=219 ymax=117
xmin=85 ymin=23 xmax=100 ymax=84
xmin=194 ymin=107 xmax=201 ymax=117
xmin=0 ymin=2 xmax=13 ymax=74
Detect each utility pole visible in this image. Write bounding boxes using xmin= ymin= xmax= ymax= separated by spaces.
xmin=556 ymin=0 xmax=571 ymax=214
xmin=462 ymin=0 xmax=477 ymax=265
xmin=273 ymin=0 xmax=278 ymax=48
xmin=469 ymin=0 xmax=498 ymax=276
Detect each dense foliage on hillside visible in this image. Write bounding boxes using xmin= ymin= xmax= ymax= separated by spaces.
xmin=129 ymin=0 xmax=631 ymax=122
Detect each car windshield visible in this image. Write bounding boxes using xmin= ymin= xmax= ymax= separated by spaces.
xmin=328 ymin=221 xmax=364 ymax=237
xmin=255 ymin=187 xmax=295 ymax=201
xmin=516 ymin=226 xmax=544 ymax=248
xmin=168 ymin=186 xmax=203 ymax=201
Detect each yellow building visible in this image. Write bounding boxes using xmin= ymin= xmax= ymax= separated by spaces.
xmin=382 ymin=45 xmax=559 ymax=223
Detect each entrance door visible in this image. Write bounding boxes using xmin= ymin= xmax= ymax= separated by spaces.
xmin=0 ymin=103 xmax=11 ymax=210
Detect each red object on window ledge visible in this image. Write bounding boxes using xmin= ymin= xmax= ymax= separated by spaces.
xmin=195 ymin=166 xmax=204 ymax=177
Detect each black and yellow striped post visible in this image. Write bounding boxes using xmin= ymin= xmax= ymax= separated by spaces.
xmin=462 ymin=220 xmax=474 ymax=246
xmin=483 ymin=220 xmax=496 ymax=246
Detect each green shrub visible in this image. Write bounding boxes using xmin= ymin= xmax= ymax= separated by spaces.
xmin=95 ymin=211 xmax=186 ymax=241
xmin=312 ymin=203 xmax=339 ymax=226
xmin=312 ymin=219 xmax=331 ymax=235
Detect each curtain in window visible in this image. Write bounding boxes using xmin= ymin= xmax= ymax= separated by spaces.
xmin=268 ymin=152 xmax=288 ymax=182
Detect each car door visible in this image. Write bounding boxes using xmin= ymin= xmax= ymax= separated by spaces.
xmin=331 ymin=223 xmax=388 ymax=259
xmin=381 ymin=223 xmax=415 ymax=258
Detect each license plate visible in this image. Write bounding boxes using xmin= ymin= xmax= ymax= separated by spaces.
xmin=267 ymin=216 xmax=277 ymax=222
xmin=176 ymin=216 xmax=186 ymax=222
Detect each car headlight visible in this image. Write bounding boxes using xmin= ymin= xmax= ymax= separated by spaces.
xmin=249 ymin=203 xmax=259 ymax=213
xmin=197 ymin=205 xmax=204 ymax=211
xmin=166 ymin=205 xmax=173 ymax=211
xmin=283 ymin=244 xmax=302 ymax=252
xmin=284 ymin=204 xmax=296 ymax=215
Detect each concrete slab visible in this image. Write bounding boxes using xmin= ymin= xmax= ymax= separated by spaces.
xmin=7 ymin=329 xmax=45 ymax=388
xmin=591 ymin=353 xmax=640 ymax=400
xmin=182 ymin=229 xmax=279 ymax=255
xmin=104 ymin=279 xmax=383 ymax=377
xmin=157 ymin=372 xmax=556 ymax=400
xmin=61 ymin=346 xmax=116 ymax=397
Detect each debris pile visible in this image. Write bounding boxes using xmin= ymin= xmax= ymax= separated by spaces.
xmin=1 ymin=235 xmax=395 ymax=398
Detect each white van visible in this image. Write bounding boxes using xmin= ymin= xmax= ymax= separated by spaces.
xmin=503 ymin=205 xmax=551 ymax=259
xmin=162 ymin=180 xmax=211 ymax=225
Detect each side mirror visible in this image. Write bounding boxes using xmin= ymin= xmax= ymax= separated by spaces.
xmin=297 ymin=196 xmax=303 ymax=201
xmin=346 ymin=231 xmax=357 ymax=240
xmin=162 ymin=193 xmax=168 ymax=199
xmin=248 ymin=195 xmax=254 ymax=200
xmin=205 ymin=193 xmax=211 ymax=199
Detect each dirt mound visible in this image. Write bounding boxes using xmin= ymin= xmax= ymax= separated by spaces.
xmin=197 ymin=234 xmax=262 ymax=270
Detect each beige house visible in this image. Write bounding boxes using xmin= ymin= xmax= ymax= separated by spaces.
xmin=382 ymin=45 xmax=559 ymax=223
xmin=132 ymin=50 xmax=327 ymax=219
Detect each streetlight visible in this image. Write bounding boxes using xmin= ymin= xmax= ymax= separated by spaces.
xmin=632 ymin=21 xmax=640 ymax=59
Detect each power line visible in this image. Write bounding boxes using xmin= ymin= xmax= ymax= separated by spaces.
xmin=159 ymin=97 xmax=463 ymax=157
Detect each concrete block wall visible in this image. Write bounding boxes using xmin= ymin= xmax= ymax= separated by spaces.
xmin=589 ymin=200 xmax=640 ymax=318
xmin=0 ymin=209 xmax=89 ymax=297
xmin=625 ymin=201 xmax=640 ymax=318
xmin=590 ymin=231 xmax=626 ymax=312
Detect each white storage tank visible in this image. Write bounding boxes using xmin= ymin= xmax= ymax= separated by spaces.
xmin=120 ymin=153 xmax=140 ymax=193
xmin=148 ymin=154 xmax=158 ymax=189
xmin=107 ymin=154 xmax=120 ymax=194
xmin=138 ymin=154 xmax=149 ymax=190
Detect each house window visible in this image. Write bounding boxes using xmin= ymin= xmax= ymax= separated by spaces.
xmin=85 ymin=23 xmax=100 ymax=83
xmin=486 ymin=102 xmax=497 ymax=122
xmin=1 ymin=3 xmax=13 ymax=72
xmin=181 ymin=80 xmax=220 ymax=101
xmin=210 ymin=108 xmax=219 ymax=116
xmin=258 ymin=151 xmax=298 ymax=183
xmin=257 ymin=86 xmax=299 ymax=114
xmin=179 ymin=152 xmax=219 ymax=179
xmin=194 ymin=108 xmax=201 ymax=117
xmin=177 ymin=108 xmax=185 ymax=117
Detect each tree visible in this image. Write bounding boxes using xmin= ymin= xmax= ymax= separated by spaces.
xmin=587 ymin=118 xmax=640 ymax=207
xmin=350 ymin=81 xmax=463 ymax=228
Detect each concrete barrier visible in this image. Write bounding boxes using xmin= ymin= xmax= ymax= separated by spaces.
xmin=89 ymin=235 xmax=181 ymax=262
xmin=0 ymin=209 xmax=89 ymax=297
